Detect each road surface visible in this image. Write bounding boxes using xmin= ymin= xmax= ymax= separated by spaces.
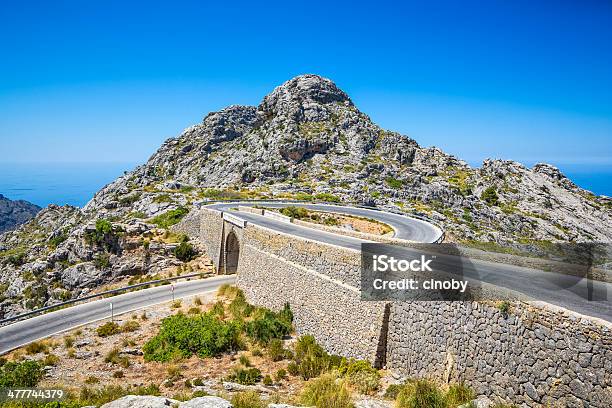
xmin=206 ymin=201 xmax=611 ymax=322
xmin=205 ymin=201 xmax=444 ymax=245
xmin=0 ymin=275 xmax=235 ymax=354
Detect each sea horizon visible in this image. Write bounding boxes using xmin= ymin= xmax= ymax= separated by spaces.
xmin=1 ymin=160 xmax=610 ymax=209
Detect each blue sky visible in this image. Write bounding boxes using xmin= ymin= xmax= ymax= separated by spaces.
xmin=1 ymin=0 xmax=611 ymax=169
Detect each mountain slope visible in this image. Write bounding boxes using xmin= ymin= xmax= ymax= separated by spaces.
xmin=0 ymin=194 xmax=41 ymax=234
xmin=1 ymin=74 xmax=611 ymax=317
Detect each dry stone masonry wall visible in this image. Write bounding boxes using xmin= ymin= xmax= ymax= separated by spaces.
xmin=192 ymin=208 xmax=611 ymax=407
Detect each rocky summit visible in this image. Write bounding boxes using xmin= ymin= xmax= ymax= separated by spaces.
xmin=0 ymin=194 xmax=40 ymax=234
xmin=1 ymin=74 xmax=611 ymax=317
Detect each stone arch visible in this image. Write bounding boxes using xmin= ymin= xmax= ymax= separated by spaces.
xmin=224 ymin=230 xmax=240 ymax=274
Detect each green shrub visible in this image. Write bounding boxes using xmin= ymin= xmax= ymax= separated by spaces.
xmin=396 ymin=379 xmax=446 ymax=408
xmin=6 ymin=251 xmax=26 ymax=266
xmin=97 ymin=321 xmax=121 ymax=337
xmin=93 ymin=253 xmax=111 ymax=269
xmin=153 ymin=193 xmax=173 ymax=203
xmin=174 ymin=241 xmax=197 ymax=262
xmin=239 ymin=354 xmax=252 ymax=367
xmin=230 ymin=390 xmax=265 ymax=408
xmin=250 ymin=347 xmax=263 ymax=357
xmin=291 ymin=335 xmax=341 ymax=380
xmin=143 ymin=312 xmax=241 ymax=362
xmin=150 ymin=207 xmax=189 ymax=228
xmin=48 ymin=232 xmax=68 ymax=249
xmin=267 ymin=338 xmax=288 ymax=361
xmin=105 ymin=348 xmax=130 ymax=368
xmin=299 ymin=372 xmax=353 ymax=408
xmin=385 ymin=177 xmax=404 ymax=189
xmin=262 ymin=374 xmax=273 ymax=386
xmin=43 ymin=353 xmax=60 ymax=366
xmin=384 ymin=383 xmax=403 ymax=399
xmin=275 ymin=368 xmax=287 ymax=382
xmin=0 ymin=360 xmax=43 ymax=387
xmin=481 ymin=187 xmax=499 ymax=206
xmin=245 ymin=306 xmax=292 ymax=345
xmin=121 ymin=320 xmax=140 ymax=333
xmin=314 ymin=193 xmax=341 ymax=203
xmin=279 ymin=206 xmax=309 ymax=219
xmin=444 ymin=383 xmax=475 ymax=407
xmin=25 ymin=341 xmax=49 ymax=354
xmin=119 ymin=193 xmax=141 ymax=206
xmin=338 ymin=358 xmax=380 ymax=394
xmin=228 ymin=367 xmax=262 ymax=385
xmin=295 ymin=192 xmax=314 ymax=201
xmin=86 ymin=219 xmax=113 ymax=246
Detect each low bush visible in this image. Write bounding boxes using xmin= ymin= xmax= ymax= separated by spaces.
xmin=97 ymin=321 xmax=121 ymax=337
xmin=384 ymin=383 xmax=403 ymax=399
xmin=84 ymin=376 xmax=99 ymax=384
xmin=143 ymin=312 xmax=241 ymax=362
xmin=291 ymin=335 xmax=342 ymax=380
xmin=275 ymin=368 xmax=287 ymax=382
xmin=239 ymin=354 xmax=252 ymax=367
xmin=262 ymin=375 xmax=273 ymax=386
xmin=396 ymin=379 xmax=446 ymax=408
xmin=0 ymin=360 xmax=43 ymax=387
xmin=338 ymin=358 xmax=380 ymax=394
xmin=279 ymin=206 xmax=309 ymax=219
xmin=314 ymin=193 xmax=341 ymax=203
xmin=299 ymin=372 xmax=353 ymax=408
xmin=121 ymin=320 xmax=140 ymax=333
xmin=43 ymin=353 xmax=60 ymax=366
xmin=174 ymin=241 xmax=197 ymax=262
xmin=93 ymin=252 xmax=111 ymax=269
xmin=25 ymin=341 xmax=48 ymax=354
xmin=104 ymin=348 xmax=130 ymax=368
xmin=267 ymin=338 xmax=289 ymax=361
xmin=231 ymin=390 xmax=265 ymax=408
xmin=445 ymin=383 xmax=475 ymax=407
xmin=481 ymin=186 xmax=499 ymax=206
xmin=228 ymin=367 xmax=262 ymax=385
xmin=150 ymin=207 xmax=189 ymax=228
xmin=245 ymin=305 xmax=292 ymax=345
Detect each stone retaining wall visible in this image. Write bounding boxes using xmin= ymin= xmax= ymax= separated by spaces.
xmin=192 ymin=207 xmax=611 ymax=407
xmin=387 ymin=301 xmax=611 ymax=407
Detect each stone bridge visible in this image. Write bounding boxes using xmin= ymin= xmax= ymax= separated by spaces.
xmin=175 ymin=206 xmax=611 ymax=407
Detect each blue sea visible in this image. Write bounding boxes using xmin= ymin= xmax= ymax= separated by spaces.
xmin=0 ymin=162 xmax=138 ymax=208
xmin=0 ymin=162 xmax=610 ymax=208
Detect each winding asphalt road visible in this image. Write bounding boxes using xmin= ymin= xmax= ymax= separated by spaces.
xmin=206 ymin=201 xmax=444 ymax=245
xmin=207 ymin=201 xmax=611 ymax=322
xmin=0 ymin=275 xmax=235 ymax=354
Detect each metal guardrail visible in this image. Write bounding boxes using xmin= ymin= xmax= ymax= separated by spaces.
xmin=198 ymin=199 xmax=446 ymax=243
xmin=0 ymin=273 xmax=204 ymax=326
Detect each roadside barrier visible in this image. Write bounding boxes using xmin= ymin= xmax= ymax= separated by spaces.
xmin=0 ymin=273 xmax=204 ymax=326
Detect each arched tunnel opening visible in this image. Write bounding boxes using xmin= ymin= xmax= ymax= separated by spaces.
xmin=224 ymin=231 xmax=240 ymax=274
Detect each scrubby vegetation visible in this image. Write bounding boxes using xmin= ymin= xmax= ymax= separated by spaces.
xmin=0 ymin=360 xmax=43 ymax=387
xmin=150 ymin=207 xmax=189 ymax=228
xmin=173 ymin=239 xmax=197 ymax=262
xmin=299 ymin=372 xmax=353 ymax=408
xmin=481 ymin=186 xmax=499 ymax=206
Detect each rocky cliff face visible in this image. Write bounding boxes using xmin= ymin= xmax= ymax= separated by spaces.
xmin=0 ymin=194 xmax=40 ymax=234
xmin=1 ymin=74 xmax=611 ymax=317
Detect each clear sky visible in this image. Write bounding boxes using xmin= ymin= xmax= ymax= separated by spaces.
xmin=1 ymin=0 xmax=611 ymax=169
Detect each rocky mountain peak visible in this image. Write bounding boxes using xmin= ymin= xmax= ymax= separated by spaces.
xmin=259 ymin=74 xmax=353 ymax=116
